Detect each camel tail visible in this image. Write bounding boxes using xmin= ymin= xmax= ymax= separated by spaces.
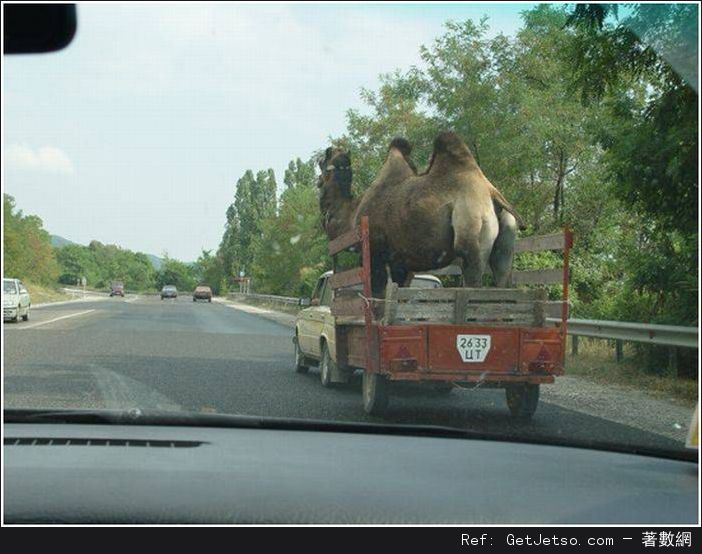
xmin=490 ymin=187 xmax=527 ymax=230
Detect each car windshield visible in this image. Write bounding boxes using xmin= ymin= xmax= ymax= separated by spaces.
xmin=3 ymin=1 xmax=698 ymax=467
xmin=4 ymin=280 xmax=18 ymax=294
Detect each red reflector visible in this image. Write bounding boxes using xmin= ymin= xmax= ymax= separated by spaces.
xmin=529 ymin=344 xmax=553 ymax=372
xmin=390 ymin=358 xmax=418 ymax=371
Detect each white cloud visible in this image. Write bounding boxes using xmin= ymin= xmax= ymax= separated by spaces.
xmin=5 ymin=144 xmax=75 ymax=175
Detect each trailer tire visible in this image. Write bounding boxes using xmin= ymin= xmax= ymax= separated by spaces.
xmin=319 ymin=342 xmax=334 ymax=387
xmin=294 ymin=336 xmax=309 ymax=374
xmin=363 ymin=372 xmax=389 ymax=416
xmin=506 ymin=384 xmax=539 ymax=420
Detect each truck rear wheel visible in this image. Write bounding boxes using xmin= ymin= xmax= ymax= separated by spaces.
xmin=363 ymin=372 xmax=389 ymax=416
xmin=506 ymin=384 xmax=539 ymax=420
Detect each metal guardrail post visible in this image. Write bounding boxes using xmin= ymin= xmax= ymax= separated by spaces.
xmin=615 ymin=340 xmax=624 ymax=363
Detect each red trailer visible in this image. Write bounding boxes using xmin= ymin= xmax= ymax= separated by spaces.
xmin=328 ymin=216 xmax=573 ymax=418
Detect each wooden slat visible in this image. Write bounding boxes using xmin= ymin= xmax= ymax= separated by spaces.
xmin=461 ymin=315 xmax=538 ymax=326
xmin=544 ymin=301 xmax=568 ymax=319
xmin=395 ymin=288 xmax=457 ymax=302
xmin=328 ymin=226 xmax=361 ymax=256
xmin=329 ymin=267 xmax=364 ymax=290
xmin=394 ymin=303 xmax=455 ymax=321
xmin=383 ymin=282 xmax=398 ymax=325
xmin=512 ymin=268 xmax=563 ymax=286
xmin=394 ymin=287 xmax=545 ymax=303
xmin=460 ymin=302 xmax=545 ymax=326
xmin=454 ymin=289 xmax=469 ymax=326
xmin=514 ymin=232 xmax=565 ymax=254
xmin=331 ymin=295 xmax=366 ymax=317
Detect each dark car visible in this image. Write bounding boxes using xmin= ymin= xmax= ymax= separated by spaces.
xmin=160 ymin=285 xmax=177 ymax=300
xmin=109 ymin=282 xmax=125 ymax=297
xmin=193 ymin=285 xmax=212 ymax=302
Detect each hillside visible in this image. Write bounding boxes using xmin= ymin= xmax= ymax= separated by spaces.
xmin=51 ymin=234 xmax=164 ymax=270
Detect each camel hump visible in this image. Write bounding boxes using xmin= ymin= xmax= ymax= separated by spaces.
xmin=431 ymin=131 xmax=476 ymax=167
xmin=389 ymin=137 xmax=412 ymax=157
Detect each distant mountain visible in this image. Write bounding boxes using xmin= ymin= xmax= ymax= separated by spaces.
xmin=146 ymin=253 xmax=164 ymax=270
xmin=50 ymin=234 xmax=76 ymax=248
xmin=51 ymin=234 xmax=165 ymax=270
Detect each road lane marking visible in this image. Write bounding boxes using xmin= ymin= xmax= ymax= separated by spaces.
xmin=17 ymin=309 xmax=96 ymax=330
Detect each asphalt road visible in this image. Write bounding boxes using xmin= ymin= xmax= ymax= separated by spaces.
xmin=3 ymin=295 xmax=686 ymax=452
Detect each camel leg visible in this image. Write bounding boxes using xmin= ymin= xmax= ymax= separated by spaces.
xmin=389 ymin=264 xmax=412 ymax=288
xmin=370 ymin=255 xmax=388 ymax=298
xmin=490 ymin=210 xmax=518 ymax=287
xmin=457 ymin=240 xmax=485 ymax=287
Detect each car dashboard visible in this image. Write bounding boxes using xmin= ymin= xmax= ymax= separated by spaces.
xmin=3 ymin=422 xmax=698 ymax=524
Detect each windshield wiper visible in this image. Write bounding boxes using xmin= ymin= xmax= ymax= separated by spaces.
xmin=5 ymin=408 xmax=698 ymax=463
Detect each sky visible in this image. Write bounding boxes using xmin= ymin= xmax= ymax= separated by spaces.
xmin=3 ymin=2 xmax=535 ymax=261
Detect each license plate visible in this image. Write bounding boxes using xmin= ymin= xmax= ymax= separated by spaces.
xmin=456 ymin=335 xmax=491 ymax=363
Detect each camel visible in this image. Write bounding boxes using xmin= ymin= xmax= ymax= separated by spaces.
xmin=318 ymin=132 xmax=523 ymax=297
xmin=318 ymin=147 xmax=359 ymax=240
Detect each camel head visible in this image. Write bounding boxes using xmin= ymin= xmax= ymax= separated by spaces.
xmin=317 ymin=147 xmax=356 ymax=240
xmin=318 ymin=146 xmax=353 ymax=197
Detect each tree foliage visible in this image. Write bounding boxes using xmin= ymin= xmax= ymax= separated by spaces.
xmin=56 ymin=240 xmax=156 ymax=291
xmin=3 ymin=194 xmax=59 ymax=285
xmin=154 ymin=256 xmax=197 ymax=292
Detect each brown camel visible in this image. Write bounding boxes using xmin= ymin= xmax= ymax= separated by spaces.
xmin=319 ymin=133 xmax=523 ymax=296
xmin=318 ymin=147 xmax=359 ymax=240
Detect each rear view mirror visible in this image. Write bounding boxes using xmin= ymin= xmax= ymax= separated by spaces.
xmin=4 ymin=4 xmax=77 ymax=54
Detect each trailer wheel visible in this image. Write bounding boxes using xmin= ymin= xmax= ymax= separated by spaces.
xmin=363 ymin=372 xmax=389 ymax=415
xmin=506 ymin=384 xmax=539 ymax=420
xmin=319 ymin=342 xmax=334 ymax=387
xmin=294 ymin=336 xmax=309 ymax=374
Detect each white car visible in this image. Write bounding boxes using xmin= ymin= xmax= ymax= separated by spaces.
xmin=3 ymin=278 xmax=31 ymax=323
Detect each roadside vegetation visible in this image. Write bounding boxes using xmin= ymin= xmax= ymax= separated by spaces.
xmin=4 ymin=193 xmax=204 ymax=296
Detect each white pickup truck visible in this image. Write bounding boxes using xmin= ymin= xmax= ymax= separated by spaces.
xmin=3 ymin=278 xmax=31 ymax=323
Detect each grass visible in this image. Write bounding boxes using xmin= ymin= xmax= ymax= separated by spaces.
xmin=565 ymin=337 xmax=698 ymax=405
xmin=25 ymin=282 xmax=72 ymax=305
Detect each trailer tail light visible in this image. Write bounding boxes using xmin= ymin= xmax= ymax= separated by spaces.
xmin=380 ymin=326 xmax=426 ymax=371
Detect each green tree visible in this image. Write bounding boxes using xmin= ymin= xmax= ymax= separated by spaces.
xmin=250 ymin=181 xmax=329 ymax=296
xmin=3 ymin=194 xmax=59 ymax=285
xmin=193 ymin=249 xmax=227 ymax=295
xmin=155 ymin=256 xmax=197 ymax=292
xmin=221 ymin=167 xmax=278 ymax=280
xmin=284 ymin=158 xmax=316 ymax=190
xmin=566 ymin=3 xmax=698 ymax=325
